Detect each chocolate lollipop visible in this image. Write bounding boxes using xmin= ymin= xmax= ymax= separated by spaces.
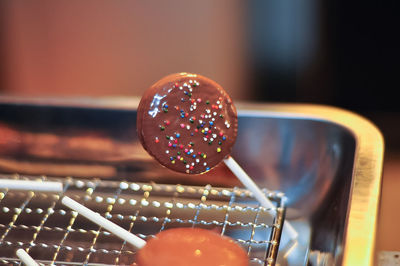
xmin=137 ymin=73 xmax=237 ymax=174
xmin=138 ymin=73 xmax=298 ymax=240
xmin=137 ymin=227 xmax=248 ymax=266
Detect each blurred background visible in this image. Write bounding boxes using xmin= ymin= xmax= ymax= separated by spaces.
xmin=0 ymin=0 xmax=398 ymax=254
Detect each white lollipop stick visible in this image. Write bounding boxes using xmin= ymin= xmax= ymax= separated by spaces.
xmin=61 ymin=196 xmax=146 ymax=249
xmin=0 ymin=179 xmax=63 ymax=192
xmin=223 ymin=156 xmax=298 ymax=240
xmin=16 ymin=249 xmax=39 ymax=266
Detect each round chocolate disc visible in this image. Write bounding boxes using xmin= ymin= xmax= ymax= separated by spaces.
xmin=137 ymin=73 xmax=238 ymax=174
xmin=136 ymin=228 xmax=248 ymax=266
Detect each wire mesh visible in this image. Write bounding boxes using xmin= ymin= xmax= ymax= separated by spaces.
xmin=0 ymin=174 xmax=285 ymax=265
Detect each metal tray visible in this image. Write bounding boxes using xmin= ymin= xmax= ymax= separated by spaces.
xmin=0 ymin=97 xmax=384 ymax=265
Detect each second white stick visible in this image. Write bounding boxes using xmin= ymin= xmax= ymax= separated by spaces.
xmin=61 ymin=196 xmax=146 ymax=249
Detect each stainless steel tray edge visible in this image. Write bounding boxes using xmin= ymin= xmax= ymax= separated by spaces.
xmin=236 ymin=102 xmax=384 ymax=266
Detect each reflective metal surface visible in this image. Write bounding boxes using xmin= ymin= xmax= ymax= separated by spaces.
xmin=0 ymin=97 xmax=384 ymax=265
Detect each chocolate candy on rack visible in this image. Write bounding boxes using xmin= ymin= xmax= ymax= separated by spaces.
xmin=137 ymin=73 xmax=238 ymax=174
xmin=136 ymin=228 xmax=249 ymax=266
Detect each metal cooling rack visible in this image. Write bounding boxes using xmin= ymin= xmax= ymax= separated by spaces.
xmin=0 ymin=174 xmax=285 ymax=265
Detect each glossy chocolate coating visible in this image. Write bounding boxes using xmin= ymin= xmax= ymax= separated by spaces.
xmin=136 ymin=228 xmax=248 ymax=266
xmin=137 ymin=73 xmax=238 ymax=174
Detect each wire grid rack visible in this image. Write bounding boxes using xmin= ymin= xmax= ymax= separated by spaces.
xmin=0 ymin=174 xmax=285 ymax=266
